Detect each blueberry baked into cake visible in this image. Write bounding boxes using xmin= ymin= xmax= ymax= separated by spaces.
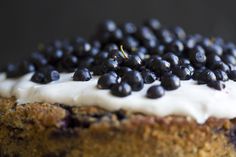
xmin=1 ymin=19 xmax=236 ymax=157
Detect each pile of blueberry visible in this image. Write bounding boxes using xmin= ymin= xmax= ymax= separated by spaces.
xmin=2 ymin=19 xmax=236 ymax=99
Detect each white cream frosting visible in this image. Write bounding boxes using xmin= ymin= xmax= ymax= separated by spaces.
xmin=0 ymin=73 xmax=236 ymax=124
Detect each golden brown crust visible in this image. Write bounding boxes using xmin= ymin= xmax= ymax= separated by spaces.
xmin=0 ymin=97 xmax=236 ymax=157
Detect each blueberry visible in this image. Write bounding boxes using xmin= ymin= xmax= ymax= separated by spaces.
xmin=104 ymin=43 xmax=119 ymax=51
xmin=121 ymin=22 xmax=137 ymax=35
xmin=31 ymin=72 xmax=45 ymax=84
xmin=189 ymin=46 xmax=206 ymax=68
xmin=110 ymin=82 xmax=132 ymax=97
xmin=214 ymin=70 xmax=228 ymax=82
xmin=102 ymin=58 xmax=119 ymax=72
xmin=183 ymin=37 xmax=196 ymax=50
xmin=136 ymin=26 xmax=156 ymax=41
xmin=172 ymin=66 xmax=192 ymax=80
xmin=214 ymin=37 xmax=224 ymax=46
xmin=205 ymin=44 xmax=223 ymax=56
xmin=143 ymin=38 xmax=159 ymax=49
xmin=225 ymin=42 xmax=236 ymax=49
xmin=99 ymin=20 xmax=117 ymax=32
xmin=110 ymin=29 xmax=124 ymax=42
xmin=108 ymin=49 xmax=124 ymax=63
xmin=147 ymin=55 xmax=162 ymax=64
xmin=211 ymin=61 xmax=230 ymax=73
xmin=134 ymin=47 xmax=147 ymax=60
xmin=74 ymin=42 xmax=91 ymax=57
xmin=145 ymin=57 xmax=158 ymax=69
xmin=200 ymin=38 xmax=212 ymax=48
xmin=94 ymin=51 xmax=109 ymax=64
xmin=73 ymin=68 xmax=92 ymax=81
xmin=229 ymin=70 xmax=236 ymax=81
xmin=144 ymin=18 xmax=161 ymax=31
xmin=150 ymin=45 xmax=165 ymax=55
xmin=114 ymin=110 xmax=127 ymax=121
xmin=62 ymin=45 xmax=74 ymax=55
xmin=222 ymin=54 xmax=236 ymax=65
xmin=107 ymin=71 xmax=118 ymax=78
xmin=185 ymin=64 xmax=195 ymax=75
xmin=198 ymin=69 xmax=217 ymax=84
xmin=135 ymin=46 xmax=148 ymax=54
xmin=123 ymin=55 xmax=142 ymax=69
xmin=207 ymin=81 xmax=225 ymax=90
xmin=51 ymin=49 xmax=64 ymax=59
xmin=122 ymin=71 xmax=144 ymax=91
xmin=172 ymin=26 xmax=186 ymax=40
xmin=116 ymin=66 xmax=132 ymax=76
xmin=150 ymin=59 xmax=171 ymax=74
xmin=122 ymin=36 xmax=139 ymax=51
xmin=166 ymin=40 xmax=184 ymax=55
xmin=97 ymin=73 xmax=118 ymax=89
xmin=224 ymin=47 xmax=236 ymax=57
xmin=62 ymin=55 xmax=78 ymax=72
xmin=163 ymin=52 xmax=179 ymax=66
xmin=30 ymin=52 xmax=48 ymax=68
xmin=141 ymin=69 xmax=157 ymax=84
xmin=206 ymin=54 xmax=221 ymax=68
xmin=5 ymin=63 xmax=20 ymax=78
xmin=31 ymin=69 xmax=60 ymax=84
xmin=179 ymin=58 xmax=191 ymax=65
xmin=155 ymin=28 xmax=174 ymax=44
xmin=192 ymin=68 xmax=205 ymax=80
xmin=88 ymin=47 xmax=100 ymax=56
xmin=90 ymin=40 xmax=101 ymax=49
xmin=45 ymin=70 xmax=60 ymax=83
xmin=78 ymin=57 xmax=94 ymax=69
xmin=47 ymin=49 xmax=64 ymax=64
xmin=228 ymin=64 xmax=236 ymax=71
xmin=161 ymin=74 xmax=180 ymax=90
xmin=19 ymin=61 xmax=36 ymax=75
xmin=146 ymin=85 xmax=165 ymax=99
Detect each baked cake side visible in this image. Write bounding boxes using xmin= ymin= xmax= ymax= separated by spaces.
xmin=0 ymin=97 xmax=236 ymax=157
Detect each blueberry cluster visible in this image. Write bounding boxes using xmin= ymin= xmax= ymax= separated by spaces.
xmin=2 ymin=19 xmax=236 ymax=99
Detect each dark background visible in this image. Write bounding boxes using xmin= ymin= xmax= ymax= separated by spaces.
xmin=1 ymin=0 xmax=236 ymax=64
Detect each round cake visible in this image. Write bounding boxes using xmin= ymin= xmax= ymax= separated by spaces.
xmin=1 ymin=19 xmax=236 ymax=157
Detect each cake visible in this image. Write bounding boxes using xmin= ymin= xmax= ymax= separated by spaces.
xmin=1 ymin=19 xmax=236 ymax=157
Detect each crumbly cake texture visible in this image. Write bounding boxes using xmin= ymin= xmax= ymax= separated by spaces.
xmin=0 ymin=97 xmax=236 ymax=157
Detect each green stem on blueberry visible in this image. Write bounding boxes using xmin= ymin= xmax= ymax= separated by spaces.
xmin=120 ymin=45 xmax=129 ymax=59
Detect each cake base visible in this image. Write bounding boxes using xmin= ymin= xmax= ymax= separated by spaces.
xmin=0 ymin=97 xmax=236 ymax=157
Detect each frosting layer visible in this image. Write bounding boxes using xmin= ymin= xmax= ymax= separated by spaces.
xmin=0 ymin=73 xmax=236 ymax=124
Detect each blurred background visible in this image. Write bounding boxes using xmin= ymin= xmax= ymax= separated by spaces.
xmin=0 ymin=0 xmax=236 ymax=64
